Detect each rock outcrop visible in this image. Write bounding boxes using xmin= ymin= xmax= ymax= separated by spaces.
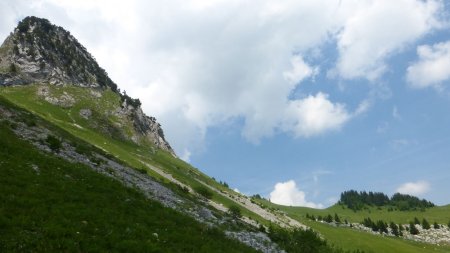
xmin=0 ymin=16 xmax=175 ymax=155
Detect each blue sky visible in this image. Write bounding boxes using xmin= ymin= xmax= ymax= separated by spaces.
xmin=1 ymin=0 xmax=450 ymax=207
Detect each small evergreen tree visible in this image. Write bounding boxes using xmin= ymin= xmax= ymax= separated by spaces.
xmin=334 ymin=213 xmax=341 ymax=223
xmin=433 ymin=222 xmax=440 ymax=229
xmin=390 ymin=222 xmax=400 ymax=237
xmin=422 ymin=218 xmax=430 ymax=230
xmin=414 ymin=217 xmax=420 ymax=225
xmin=377 ymin=220 xmax=388 ymax=234
xmin=409 ymin=222 xmax=419 ymax=235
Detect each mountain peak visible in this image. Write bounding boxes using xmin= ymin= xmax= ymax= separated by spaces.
xmin=0 ymin=16 xmax=117 ymax=90
xmin=0 ymin=17 xmax=175 ymax=156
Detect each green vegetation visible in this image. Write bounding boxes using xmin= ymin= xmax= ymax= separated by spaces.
xmin=339 ymin=190 xmax=434 ymax=211
xmin=2 ymin=84 xmax=450 ymax=253
xmin=194 ymin=185 xmax=213 ymax=199
xmin=252 ymin=198 xmax=450 ymax=253
xmin=0 ymin=84 xmax=268 ymax=225
xmin=410 ymin=223 xmax=419 ymax=235
xmin=228 ymin=205 xmax=242 ymax=219
xmin=422 ymin=218 xmax=431 ymax=230
xmin=268 ymin=226 xmax=364 ymax=253
xmin=0 ymin=119 xmax=257 ymax=252
xmin=45 ymin=135 xmax=62 ymax=152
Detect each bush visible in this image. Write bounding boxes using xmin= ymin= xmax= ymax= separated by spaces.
xmin=228 ymin=204 xmax=242 ymax=219
xmin=409 ymin=222 xmax=419 ymax=235
xmin=45 ymin=135 xmax=62 ymax=152
xmin=194 ymin=185 xmax=213 ymax=199
xmin=422 ymin=218 xmax=430 ymax=230
xmin=136 ymin=167 xmax=147 ymax=174
xmin=433 ymin=222 xmax=440 ymax=229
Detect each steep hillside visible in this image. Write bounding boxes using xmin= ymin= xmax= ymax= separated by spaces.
xmin=0 ymin=16 xmax=345 ymax=253
xmin=0 ymin=16 xmax=174 ymax=155
xmin=0 ymin=97 xmax=260 ymax=253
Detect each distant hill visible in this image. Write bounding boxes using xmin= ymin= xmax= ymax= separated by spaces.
xmin=339 ymin=190 xmax=434 ymax=211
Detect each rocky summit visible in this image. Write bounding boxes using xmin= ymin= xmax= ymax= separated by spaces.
xmin=0 ymin=16 xmax=115 ymax=88
xmin=0 ymin=16 xmax=175 ymax=155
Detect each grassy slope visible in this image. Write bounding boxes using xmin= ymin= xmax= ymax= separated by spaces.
xmin=0 ymin=101 xmax=257 ymax=253
xmin=0 ymin=84 xmax=266 ymax=223
xmin=254 ymin=199 xmax=450 ymax=253
xmin=257 ymin=200 xmax=450 ymax=225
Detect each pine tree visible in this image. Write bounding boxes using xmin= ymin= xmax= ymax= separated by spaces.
xmin=422 ymin=218 xmax=430 ymax=230
xmin=390 ymin=222 xmax=400 ymax=237
xmin=414 ymin=217 xmax=420 ymax=225
xmin=334 ymin=213 xmax=341 ymax=223
xmin=409 ymin=222 xmax=419 ymax=235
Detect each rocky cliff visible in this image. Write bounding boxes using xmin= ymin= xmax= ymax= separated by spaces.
xmin=0 ymin=16 xmax=175 ymax=155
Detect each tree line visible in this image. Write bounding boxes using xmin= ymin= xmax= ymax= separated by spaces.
xmin=339 ymin=190 xmax=434 ymax=211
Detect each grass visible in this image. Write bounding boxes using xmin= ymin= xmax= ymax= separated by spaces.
xmin=259 ymin=200 xmax=450 ymax=225
xmin=0 ymin=84 xmax=269 ymax=225
xmin=3 ymin=84 xmax=450 ymax=253
xmin=252 ymin=199 xmax=450 ymax=253
xmin=0 ymin=111 xmax=258 ymax=252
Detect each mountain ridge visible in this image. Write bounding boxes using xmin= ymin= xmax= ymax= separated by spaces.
xmin=0 ymin=16 xmax=175 ymax=155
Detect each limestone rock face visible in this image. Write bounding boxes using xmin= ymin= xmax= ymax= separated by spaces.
xmin=0 ymin=16 xmax=118 ymax=90
xmin=0 ymin=16 xmax=176 ymax=156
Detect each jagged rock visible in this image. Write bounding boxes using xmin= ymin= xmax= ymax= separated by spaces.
xmin=0 ymin=16 xmax=176 ymax=156
xmin=0 ymin=16 xmax=118 ymax=90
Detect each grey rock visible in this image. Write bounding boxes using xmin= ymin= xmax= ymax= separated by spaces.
xmin=79 ymin=108 xmax=92 ymax=119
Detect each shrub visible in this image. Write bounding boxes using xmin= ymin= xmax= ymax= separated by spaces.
xmin=228 ymin=204 xmax=242 ymax=219
xmin=45 ymin=135 xmax=62 ymax=152
xmin=136 ymin=167 xmax=147 ymax=174
xmin=422 ymin=218 xmax=430 ymax=230
xmin=409 ymin=222 xmax=419 ymax=235
xmin=194 ymin=185 xmax=213 ymax=199
xmin=433 ymin=222 xmax=440 ymax=229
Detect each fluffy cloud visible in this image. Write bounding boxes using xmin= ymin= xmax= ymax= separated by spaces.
xmin=407 ymin=41 xmax=450 ymax=89
xmin=396 ymin=181 xmax=430 ymax=196
xmin=283 ymin=93 xmax=351 ymax=138
xmin=0 ymin=0 xmax=445 ymax=156
xmin=269 ymin=180 xmax=323 ymax=208
xmin=334 ymin=0 xmax=443 ymax=81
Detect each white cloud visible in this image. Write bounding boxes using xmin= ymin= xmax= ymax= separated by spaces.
xmin=0 ymin=0 xmax=445 ymax=156
xmin=335 ymin=0 xmax=444 ymax=80
xmin=396 ymin=180 xmax=430 ymax=196
xmin=269 ymin=180 xmax=323 ymax=208
xmin=180 ymin=149 xmax=192 ymax=162
xmin=283 ymin=93 xmax=351 ymax=138
xmin=283 ymin=55 xmax=318 ymax=85
xmin=407 ymin=41 xmax=450 ymax=89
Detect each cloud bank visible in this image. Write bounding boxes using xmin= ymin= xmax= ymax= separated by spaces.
xmin=0 ymin=0 xmax=445 ymax=158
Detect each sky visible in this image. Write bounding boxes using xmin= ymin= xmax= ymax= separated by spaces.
xmin=1 ymin=0 xmax=450 ymax=207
